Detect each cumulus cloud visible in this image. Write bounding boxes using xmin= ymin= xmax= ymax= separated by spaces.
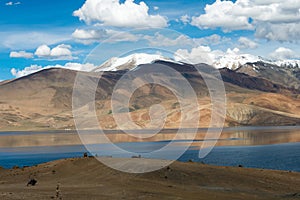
xmin=10 ymin=63 xmax=98 ymax=78
xmin=9 ymin=51 xmax=33 ymax=58
xmin=191 ymin=0 xmax=253 ymax=31
xmin=174 ymin=46 xmax=222 ymax=65
xmin=35 ymin=45 xmax=51 ymax=57
xmin=51 ymin=44 xmax=72 ymax=57
xmin=269 ymin=47 xmax=297 ymax=60
xmin=238 ymin=37 xmax=258 ymax=49
xmin=34 ymin=44 xmax=74 ymax=60
xmin=72 ymin=29 xmax=139 ymax=44
xmin=191 ymin=0 xmax=300 ymax=42
xmin=73 ymin=0 xmax=168 ymax=28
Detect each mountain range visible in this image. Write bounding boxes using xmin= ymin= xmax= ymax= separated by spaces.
xmin=98 ymin=52 xmax=300 ymax=71
xmin=0 ymin=53 xmax=299 ymax=131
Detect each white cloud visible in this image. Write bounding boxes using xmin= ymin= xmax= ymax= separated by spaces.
xmin=191 ymin=0 xmax=300 ymax=42
xmin=73 ymin=0 xmax=168 ymax=28
xmin=5 ymin=1 xmax=20 ymax=6
xmin=72 ymin=29 xmax=139 ymax=44
xmin=180 ymin=15 xmax=190 ymax=24
xmin=9 ymin=51 xmax=33 ymax=58
xmin=35 ymin=45 xmax=51 ymax=57
xmin=8 ymin=44 xmax=74 ymax=60
xmin=50 ymin=44 xmax=72 ymax=57
xmin=10 ymin=63 xmax=98 ymax=78
xmin=191 ymin=0 xmax=253 ymax=31
xmin=72 ymin=29 xmax=106 ymax=41
xmin=269 ymin=47 xmax=297 ymax=60
xmin=255 ymin=22 xmax=300 ymax=42
xmin=34 ymin=44 xmax=74 ymax=60
xmin=5 ymin=2 xmax=13 ymax=6
xmin=11 ymin=65 xmax=42 ymax=78
xmin=238 ymin=37 xmax=258 ymax=49
xmin=174 ymin=46 xmax=221 ymax=65
xmin=153 ymin=6 xmax=159 ymax=11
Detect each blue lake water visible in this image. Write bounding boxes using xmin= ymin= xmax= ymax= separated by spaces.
xmin=0 ymin=142 xmax=299 ymax=172
xmin=179 ymin=142 xmax=300 ymax=172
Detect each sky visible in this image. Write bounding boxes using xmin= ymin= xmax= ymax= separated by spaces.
xmin=0 ymin=0 xmax=299 ymax=80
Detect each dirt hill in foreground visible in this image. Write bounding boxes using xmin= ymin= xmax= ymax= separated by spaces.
xmin=0 ymin=157 xmax=299 ymax=200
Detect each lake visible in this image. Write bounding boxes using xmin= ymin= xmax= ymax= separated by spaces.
xmin=0 ymin=126 xmax=299 ymax=171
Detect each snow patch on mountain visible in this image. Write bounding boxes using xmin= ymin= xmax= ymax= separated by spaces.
xmin=97 ymin=53 xmax=182 ymax=71
xmin=274 ymin=60 xmax=300 ymax=68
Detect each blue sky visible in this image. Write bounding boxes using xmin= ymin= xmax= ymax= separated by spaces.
xmin=0 ymin=0 xmax=299 ymax=80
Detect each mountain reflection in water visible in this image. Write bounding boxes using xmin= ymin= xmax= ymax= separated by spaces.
xmin=0 ymin=126 xmax=299 ymax=148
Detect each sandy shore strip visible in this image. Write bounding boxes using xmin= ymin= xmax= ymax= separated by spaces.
xmin=0 ymin=157 xmax=299 ymax=200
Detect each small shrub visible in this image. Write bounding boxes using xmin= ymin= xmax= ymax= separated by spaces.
xmin=12 ymin=165 xmax=19 ymax=169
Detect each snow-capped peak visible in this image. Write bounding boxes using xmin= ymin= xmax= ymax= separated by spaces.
xmin=97 ymin=53 xmax=178 ymax=71
xmin=213 ymin=53 xmax=260 ymax=70
xmin=212 ymin=49 xmax=300 ymax=69
xmin=211 ymin=48 xmax=262 ymax=69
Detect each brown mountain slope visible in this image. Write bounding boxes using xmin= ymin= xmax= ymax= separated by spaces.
xmin=236 ymin=61 xmax=300 ymax=90
xmin=0 ymin=63 xmax=299 ymax=131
